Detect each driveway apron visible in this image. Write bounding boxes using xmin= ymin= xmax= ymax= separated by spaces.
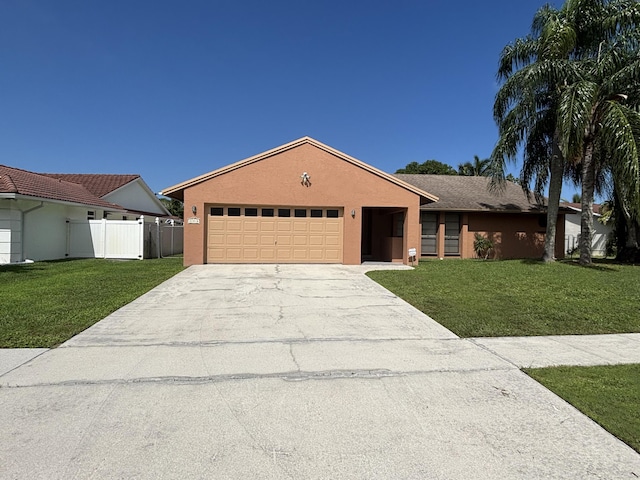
xmin=1 ymin=264 xmax=639 ymax=479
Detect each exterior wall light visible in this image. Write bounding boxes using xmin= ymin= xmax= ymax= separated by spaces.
xmin=191 ymin=205 xmax=197 ymax=215
xmin=351 ymin=209 xmax=356 ymax=218
xmin=300 ymin=172 xmax=311 ymax=187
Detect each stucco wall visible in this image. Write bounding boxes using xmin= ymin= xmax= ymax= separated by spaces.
xmin=7 ymin=200 xmax=104 ymax=261
xmin=423 ymin=211 xmax=565 ymax=260
xmin=181 ymin=143 xmax=423 ymax=265
xmin=25 ymin=202 xmax=89 ymax=261
xmin=466 ymin=212 xmax=565 ymax=259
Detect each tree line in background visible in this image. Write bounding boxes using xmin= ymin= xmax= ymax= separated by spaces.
xmin=160 ymin=197 xmax=184 ymax=218
xmin=396 ymin=155 xmax=521 ymax=179
xmin=490 ymin=0 xmax=640 ymax=265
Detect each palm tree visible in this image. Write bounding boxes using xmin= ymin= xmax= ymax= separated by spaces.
xmin=555 ymin=0 xmax=640 ymax=264
xmin=458 ymin=155 xmax=491 ymax=176
xmin=490 ymin=4 xmax=579 ymax=262
xmin=491 ymin=0 xmax=640 ymax=264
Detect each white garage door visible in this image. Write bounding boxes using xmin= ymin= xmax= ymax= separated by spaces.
xmin=207 ymin=206 xmax=343 ymax=263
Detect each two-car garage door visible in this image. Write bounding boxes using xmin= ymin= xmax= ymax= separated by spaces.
xmin=207 ymin=206 xmax=343 ymax=263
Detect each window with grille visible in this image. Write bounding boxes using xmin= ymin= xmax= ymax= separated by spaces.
xmin=444 ymin=214 xmax=460 ymax=255
xmin=421 ymin=213 xmax=438 ymax=255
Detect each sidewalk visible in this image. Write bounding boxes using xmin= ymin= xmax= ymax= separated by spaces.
xmin=470 ymin=333 xmax=640 ymax=368
xmin=0 ymin=348 xmax=48 ymax=376
xmin=3 ymin=333 xmax=639 ymax=378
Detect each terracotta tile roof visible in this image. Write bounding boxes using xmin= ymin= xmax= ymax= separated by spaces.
xmin=395 ymin=174 xmax=546 ymax=212
xmin=41 ymin=173 xmax=139 ymax=197
xmin=0 ymin=165 xmax=124 ymax=210
xmin=0 ymin=170 xmax=18 ymax=193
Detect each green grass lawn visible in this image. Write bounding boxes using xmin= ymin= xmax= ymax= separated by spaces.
xmin=526 ymin=364 xmax=640 ymax=453
xmin=0 ymin=258 xmax=185 ymax=348
xmin=367 ymin=259 xmax=640 ymax=337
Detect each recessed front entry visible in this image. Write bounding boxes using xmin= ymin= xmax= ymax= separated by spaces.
xmin=207 ymin=206 xmax=343 ymax=263
xmin=360 ymin=207 xmax=406 ymax=262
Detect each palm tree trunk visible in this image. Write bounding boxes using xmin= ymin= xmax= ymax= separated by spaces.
xmin=542 ymin=133 xmax=564 ymax=262
xmin=580 ymin=140 xmax=596 ymax=265
xmin=617 ymin=216 xmax=640 ymax=263
xmin=626 ymin=218 xmax=638 ymax=249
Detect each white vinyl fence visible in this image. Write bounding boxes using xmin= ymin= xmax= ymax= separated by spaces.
xmin=67 ymin=217 xmax=183 ymax=260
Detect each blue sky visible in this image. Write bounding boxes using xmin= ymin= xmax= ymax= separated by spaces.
xmin=0 ymin=0 xmax=579 ymax=199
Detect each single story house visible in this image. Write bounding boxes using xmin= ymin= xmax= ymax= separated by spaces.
xmin=161 ymin=137 xmax=565 ymax=265
xmin=561 ymin=202 xmax=611 ymax=256
xmin=0 ymin=165 xmax=172 ymax=263
xmin=396 ymin=174 xmax=566 ymax=260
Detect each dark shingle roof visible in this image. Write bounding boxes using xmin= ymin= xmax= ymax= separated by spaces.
xmin=395 ymin=174 xmax=546 ymax=213
xmin=0 ymin=165 xmax=124 ymax=210
xmin=41 ymin=173 xmax=139 ymax=197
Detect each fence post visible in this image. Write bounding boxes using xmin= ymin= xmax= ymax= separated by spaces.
xmin=171 ymin=225 xmax=175 ymax=256
xmin=102 ymin=218 xmax=107 ymax=258
xmin=65 ymin=219 xmax=70 ymax=257
xmin=155 ymin=217 xmax=161 ymax=259
xmin=138 ymin=216 xmax=144 ymax=260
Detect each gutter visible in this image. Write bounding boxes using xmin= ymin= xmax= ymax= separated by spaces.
xmin=1 ymin=193 xmax=127 ymax=213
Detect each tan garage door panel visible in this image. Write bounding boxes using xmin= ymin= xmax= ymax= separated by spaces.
xmin=207 ymin=207 xmax=343 ymax=263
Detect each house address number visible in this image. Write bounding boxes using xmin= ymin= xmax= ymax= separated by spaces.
xmin=188 ymin=217 xmax=200 ymax=224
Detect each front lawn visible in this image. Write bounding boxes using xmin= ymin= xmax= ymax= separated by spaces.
xmin=526 ymin=364 xmax=640 ymax=453
xmin=367 ymin=259 xmax=640 ymax=337
xmin=0 ymin=258 xmax=185 ymax=348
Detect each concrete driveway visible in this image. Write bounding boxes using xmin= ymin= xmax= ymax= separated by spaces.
xmin=1 ymin=264 xmax=639 ymax=479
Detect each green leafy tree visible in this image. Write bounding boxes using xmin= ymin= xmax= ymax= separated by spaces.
xmin=458 ymin=155 xmax=491 ymax=176
xmin=505 ymin=173 xmax=521 ymax=185
xmin=160 ymin=198 xmax=184 ymax=218
xmin=396 ymin=160 xmax=458 ymax=175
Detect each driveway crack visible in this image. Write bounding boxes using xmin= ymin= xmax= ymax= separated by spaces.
xmin=289 ymin=344 xmax=301 ymax=372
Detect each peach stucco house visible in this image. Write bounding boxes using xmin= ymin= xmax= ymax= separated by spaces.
xmin=161 ymin=137 xmax=565 ymax=265
xmin=396 ymin=174 xmax=566 ymax=260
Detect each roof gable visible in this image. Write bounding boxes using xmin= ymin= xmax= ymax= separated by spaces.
xmin=0 ymin=165 xmax=124 ymax=210
xmin=102 ymin=177 xmax=170 ymax=217
xmin=395 ymin=174 xmax=546 ymax=213
xmin=42 ymin=173 xmax=140 ymax=197
xmin=161 ymin=137 xmax=438 ymax=203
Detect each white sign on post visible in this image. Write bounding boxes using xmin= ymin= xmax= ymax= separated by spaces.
xmin=187 ymin=217 xmax=200 ymax=224
xmin=408 ymin=248 xmax=417 ymax=266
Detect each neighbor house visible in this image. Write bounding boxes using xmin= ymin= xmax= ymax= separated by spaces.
xmin=161 ymin=137 xmax=565 ymax=265
xmin=0 ymin=166 xmax=173 ymax=263
xmin=42 ymin=173 xmax=171 ymax=221
xmin=561 ymin=202 xmax=611 ymax=256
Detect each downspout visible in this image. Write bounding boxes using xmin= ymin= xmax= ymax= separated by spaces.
xmin=20 ymin=202 xmax=44 ymax=261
